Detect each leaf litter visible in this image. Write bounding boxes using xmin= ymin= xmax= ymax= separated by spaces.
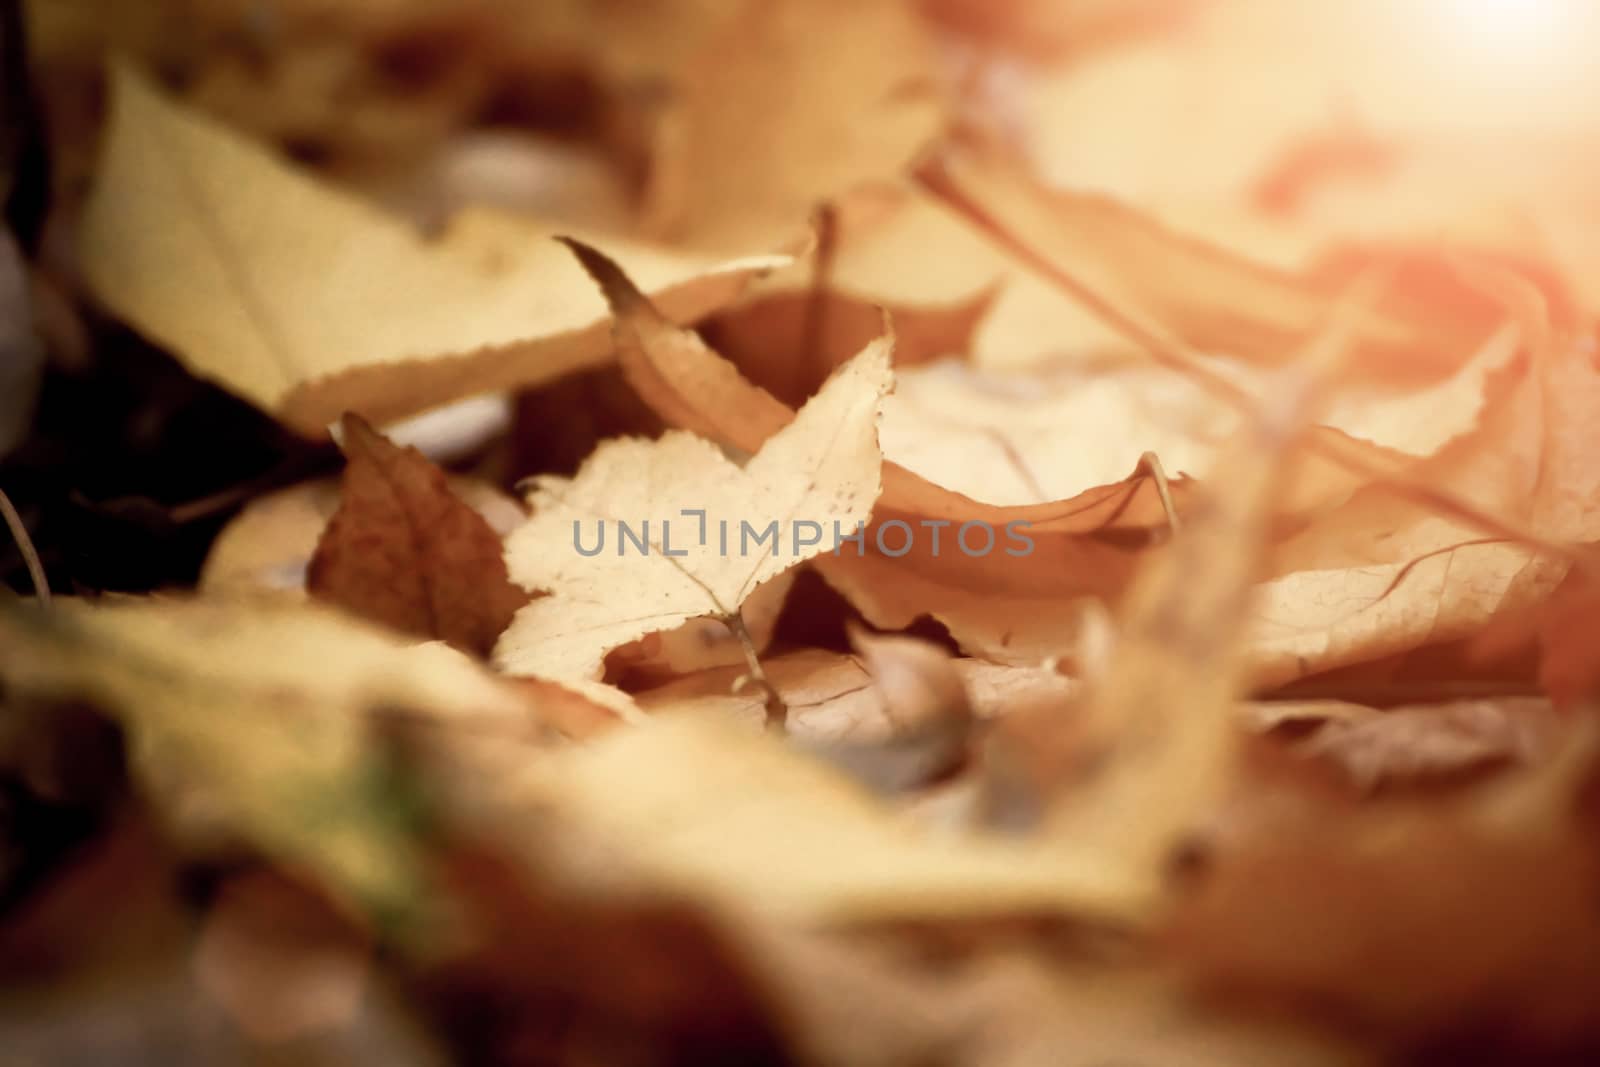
xmin=12 ymin=2 xmax=1600 ymax=1063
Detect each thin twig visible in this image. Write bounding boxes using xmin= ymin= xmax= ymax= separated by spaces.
xmin=0 ymin=487 xmax=48 ymax=605
xmin=725 ymin=610 xmax=787 ymax=729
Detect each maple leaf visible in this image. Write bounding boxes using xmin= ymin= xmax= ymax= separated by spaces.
xmin=494 ymin=339 xmax=891 ymax=690
xmin=609 ymin=570 xmax=796 ymax=680
xmin=76 ymin=64 xmax=787 ymax=435
xmin=308 ymin=413 xmax=529 ymax=657
xmin=561 ymin=238 xmax=1169 ymax=663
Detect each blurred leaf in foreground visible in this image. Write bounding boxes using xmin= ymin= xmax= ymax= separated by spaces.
xmin=0 ymin=597 xmax=539 ymax=918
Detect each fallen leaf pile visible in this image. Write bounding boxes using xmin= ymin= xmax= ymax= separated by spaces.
xmin=9 ymin=1 xmax=1600 ymax=1063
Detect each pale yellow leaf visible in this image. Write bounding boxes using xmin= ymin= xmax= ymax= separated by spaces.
xmin=78 ymin=64 xmax=787 ymax=434
xmin=882 ymin=324 xmax=1515 ymax=507
xmin=495 ymin=341 xmax=891 ymax=682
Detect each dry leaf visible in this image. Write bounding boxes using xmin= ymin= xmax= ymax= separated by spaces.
xmin=1167 ymin=733 xmax=1600 ymax=1044
xmin=737 ymin=181 xmax=1128 ymax=373
xmin=917 ymin=145 xmax=1494 ymax=380
xmin=785 ymin=629 xmax=974 ymax=794
xmin=29 ymin=5 xmax=1600 ymax=1060
xmin=565 ymin=236 xmax=1493 ymax=670
xmin=562 ymin=237 xmax=1170 ymax=664
xmin=308 ymin=414 xmax=529 ymax=657
xmin=0 ymin=597 xmax=544 ymax=915
xmin=883 ymin=323 xmax=1513 ymax=507
xmin=503 ymin=714 xmax=1151 ymax=926
xmin=643 ymin=0 xmax=946 ymax=248
xmin=1294 ymin=697 xmax=1559 ymax=792
xmin=200 ymin=475 xmax=523 ymax=600
xmin=703 ymin=283 xmax=997 ymax=408
xmin=904 ymin=136 xmax=1587 ymax=683
xmin=1248 ymin=306 xmax=1600 ymax=687
xmin=494 ymin=339 xmax=890 ymax=684
xmin=563 ymin=237 xmax=1165 ymax=528
xmin=988 ymin=299 xmax=1364 ymax=890
xmin=78 ymin=64 xmax=787 ymax=435
xmin=610 ymin=570 xmax=796 ymax=682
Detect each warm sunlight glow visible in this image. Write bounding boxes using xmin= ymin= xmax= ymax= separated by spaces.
xmin=1439 ymin=0 xmax=1581 ymax=54
xmin=1389 ymin=0 xmax=1599 ymax=129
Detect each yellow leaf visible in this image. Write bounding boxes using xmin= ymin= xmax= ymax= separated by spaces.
xmin=511 ymin=714 xmax=1151 ymax=925
xmin=495 ymin=340 xmax=890 ymax=682
xmin=0 ymin=597 xmax=537 ymax=917
xmin=643 ymin=0 xmax=946 ymax=249
xmin=78 ymin=64 xmax=787 ymax=435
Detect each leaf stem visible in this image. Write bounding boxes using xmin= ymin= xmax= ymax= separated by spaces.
xmin=725 ymin=610 xmax=787 ymax=729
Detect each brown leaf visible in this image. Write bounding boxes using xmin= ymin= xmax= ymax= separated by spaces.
xmin=202 ymin=475 xmax=522 ymax=601
xmin=1167 ymin=730 xmax=1600 ymax=1045
xmin=309 ymin=414 xmax=529 ymax=657
xmin=1248 ymin=286 xmax=1600 ymax=687
xmin=703 ymin=284 xmax=997 ymax=409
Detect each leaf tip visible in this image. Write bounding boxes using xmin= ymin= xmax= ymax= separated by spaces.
xmin=558 ymin=236 xmax=653 ymax=318
xmin=334 ymin=411 xmax=383 ymax=456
